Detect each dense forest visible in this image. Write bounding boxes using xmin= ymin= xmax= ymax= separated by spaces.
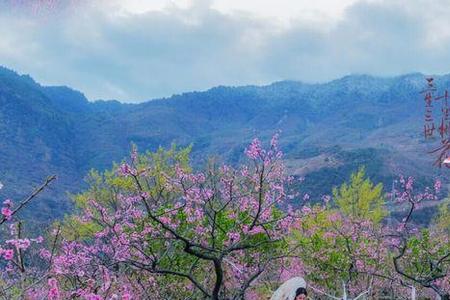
xmin=0 ymin=67 xmax=448 ymax=224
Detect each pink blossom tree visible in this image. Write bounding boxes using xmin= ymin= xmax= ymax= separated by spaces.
xmin=389 ymin=176 xmax=450 ymax=299
xmin=48 ymin=137 xmax=301 ymax=299
xmin=0 ymin=176 xmax=57 ymax=299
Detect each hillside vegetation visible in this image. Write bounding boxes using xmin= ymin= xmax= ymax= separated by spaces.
xmin=0 ymin=66 xmax=446 ymax=222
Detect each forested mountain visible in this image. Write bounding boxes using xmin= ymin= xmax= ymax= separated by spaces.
xmin=0 ymin=66 xmax=446 ymax=222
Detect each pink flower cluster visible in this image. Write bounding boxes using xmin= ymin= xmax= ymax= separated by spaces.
xmin=1 ymin=199 xmax=12 ymax=220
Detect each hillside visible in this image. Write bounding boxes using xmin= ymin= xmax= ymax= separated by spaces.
xmin=0 ymin=66 xmax=447 ymax=223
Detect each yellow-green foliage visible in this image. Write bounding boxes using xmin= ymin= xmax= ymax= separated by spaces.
xmin=333 ymin=166 xmax=387 ymax=223
xmin=291 ymin=168 xmax=389 ymax=292
xmin=293 ymin=208 xmax=351 ymax=290
xmin=58 ymin=217 xmax=102 ymax=241
xmin=60 ymin=143 xmax=192 ymax=241
xmin=435 ymin=197 xmax=450 ymax=235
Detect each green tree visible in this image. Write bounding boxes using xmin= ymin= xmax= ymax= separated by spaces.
xmin=333 ymin=166 xmax=387 ymax=224
xmin=435 ymin=197 xmax=450 ymax=234
xmin=292 ymin=167 xmax=391 ymax=298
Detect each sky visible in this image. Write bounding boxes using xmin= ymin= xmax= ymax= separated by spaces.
xmin=0 ymin=0 xmax=449 ymax=102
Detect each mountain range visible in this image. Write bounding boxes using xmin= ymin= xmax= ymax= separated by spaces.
xmin=0 ymin=66 xmax=447 ymax=223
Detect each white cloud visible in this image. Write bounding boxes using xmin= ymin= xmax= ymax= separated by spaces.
xmin=212 ymin=0 xmax=359 ymax=27
xmin=114 ymin=0 xmax=358 ymax=28
xmin=0 ymin=0 xmax=449 ymax=102
xmin=99 ymin=0 xmax=193 ymax=16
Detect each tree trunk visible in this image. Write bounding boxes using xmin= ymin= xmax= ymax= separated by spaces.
xmin=410 ymin=286 xmax=416 ymax=300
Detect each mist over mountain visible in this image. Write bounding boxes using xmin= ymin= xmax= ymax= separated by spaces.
xmin=0 ymin=66 xmax=446 ymax=223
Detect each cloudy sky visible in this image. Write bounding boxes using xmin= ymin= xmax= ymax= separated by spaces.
xmin=0 ymin=0 xmax=449 ymax=102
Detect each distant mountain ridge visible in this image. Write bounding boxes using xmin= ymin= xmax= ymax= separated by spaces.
xmin=0 ymin=66 xmax=447 ymax=222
